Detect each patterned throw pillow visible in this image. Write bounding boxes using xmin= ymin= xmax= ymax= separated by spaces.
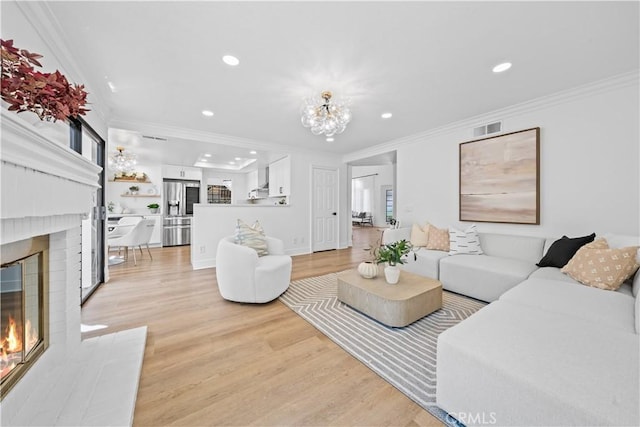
xmin=235 ymin=219 xmax=268 ymax=256
xmin=449 ymin=224 xmax=484 ymax=255
xmin=562 ymin=238 xmax=640 ymax=291
xmin=410 ymin=223 xmax=430 ymax=247
xmin=426 ymin=224 xmax=450 ymax=252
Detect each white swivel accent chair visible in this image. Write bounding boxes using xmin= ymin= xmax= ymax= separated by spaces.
xmin=108 ymin=219 xmax=155 ymax=265
xmin=216 ymin=236 xmax=292 ymax=303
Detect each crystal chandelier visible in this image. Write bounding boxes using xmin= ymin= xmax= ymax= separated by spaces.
xmin=301 ymin=91 xmax=352 ymax=137
xmin=108 ymin=146 xmax=137 ymax=173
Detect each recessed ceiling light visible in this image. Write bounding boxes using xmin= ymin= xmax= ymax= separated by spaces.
xmin=222 ymin=55 xmax=240 ymax=66
xmin=326 ymin=137 xmax=334 ymax=142
xmin=249 ymin=150 xmax=257 ymax=155
xmin=201 ymin=158 xmax=208 ymax=162
xmin=202 ymin=110 xmax=214 ymax=117
xmin=381 ymin=112 xmax=393 ymax=119
xmin=229 ymin=161 xmax=235 ymax=165
xmin=492 ymin=62 xmax=512 ymax=73
xmin=234 ymin=157 xmax=241 ymax=161
xmin=204 ymin=153 xmax=212 ymax=157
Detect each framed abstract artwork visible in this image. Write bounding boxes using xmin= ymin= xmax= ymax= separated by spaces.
xmin=459 ymin=127 xmax=540 ymax=224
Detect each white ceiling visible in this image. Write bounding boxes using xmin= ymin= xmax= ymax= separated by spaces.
xmin=11 ymin=1 xmax=640 ymax=169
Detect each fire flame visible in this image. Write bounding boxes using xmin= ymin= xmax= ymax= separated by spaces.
xmin=2 ymin=315 xmax=22 ymax=353
xmin=1 ymin=315 xmax=39 ymax=378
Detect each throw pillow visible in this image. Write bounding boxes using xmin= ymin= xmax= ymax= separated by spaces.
xmin=449 ymin=224 xmax=483 ymax=255
xmin=536 ymin=232 xmax=596 ymax=268
xmin=410 ymin=223 xmax=430 ymax=247
xmin=426 ymin=224 xmax=450 ymax=252
xmin=234 ymin=219 xmax=268 ymax=256
xmin=561 ymin=239 xmax=640 ymax=291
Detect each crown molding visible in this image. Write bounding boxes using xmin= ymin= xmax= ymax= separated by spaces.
xmin=109 ymin=118 xmax=328 ymax=157
xmin=343 ymin=70 xmax=640 ymax=164
xmin=15 ymin=1 xmax=111 ymax=128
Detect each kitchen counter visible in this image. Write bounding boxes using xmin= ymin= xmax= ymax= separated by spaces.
xmin=108 ymin=213 xmax=163 ymax=217
xmin=194 ymin=204 xmax=289 ymax=208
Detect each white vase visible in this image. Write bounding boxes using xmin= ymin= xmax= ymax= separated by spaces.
xmin=357 ymin=261 xmax=378 ymax=279
xmin=384 ymin=265 xmax=401 ymax=284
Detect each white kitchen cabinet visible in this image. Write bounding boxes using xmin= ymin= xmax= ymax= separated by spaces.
xmin=162 ymin=165 xmax=202 ymax=181
xmin=246 ymin=170 xmax=258 ymax=194
xmin=268 ymin=156 xmax=290 ymax=197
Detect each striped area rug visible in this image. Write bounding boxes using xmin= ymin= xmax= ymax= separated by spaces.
xmin=279 ymin=272 xmax=487 ymax=424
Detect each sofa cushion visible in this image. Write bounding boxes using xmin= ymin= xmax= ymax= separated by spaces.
xmin=436 ymin=301 xmax=639 ymax=427
xmin=426 ymin=223 xmax=449 ymax=251
xmin=499 ymin=278 xmax=636 ymax=333
xmin=562 ymin=239 xmax=639 ymax=291
xmin=382 ymin=227 xmax=411 ymax=245
xmin=529 ymin=266 xmax=634 ymax=296
xmin=439 ymin=254 xmax=538 ymax=302
xmin=410 ymin=223 xmax=429 ymax=247
xmin=478 ymin=232 xmax=545 ymax=263
xmin=536 ymin=233 xmax=596 ymax=268
xmin=448 ymin=224 xmax=483 ymax=255
xmin=400 ymin=248 xmax=448 ymax=280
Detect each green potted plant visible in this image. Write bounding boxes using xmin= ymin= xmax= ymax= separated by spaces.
xmin=376 ymin=239 xmax=414 ymax=284
xmin=129 ymin=185 xmax=139 ymax=195
xmin=147 ymin=203 xmax=159 ymax=214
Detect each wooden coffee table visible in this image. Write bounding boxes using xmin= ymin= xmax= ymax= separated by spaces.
xmin=337 ymin=268 xmax=442 ymax=327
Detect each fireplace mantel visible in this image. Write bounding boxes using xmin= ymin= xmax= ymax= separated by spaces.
xmin=1 ymin=109 xmax=102 ymax=245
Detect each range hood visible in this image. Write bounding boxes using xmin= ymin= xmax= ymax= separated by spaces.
xmin=251 ymin=167 xmax=269 ymax=191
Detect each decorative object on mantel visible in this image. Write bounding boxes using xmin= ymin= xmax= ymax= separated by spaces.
xmin=1 ymin=39 xmax=89 ymax=122
xmin=301 ymin=90 xmax=351 ymax=137
xmin=376 ymin=239 xmax=415 ymax=284
xmin=459 ymin=127 xmax=540 ymax=224
xmin=109 ymin=146 xmax=138 ymax=175
xmin=147 ymin=203 xmax=159 ymax=214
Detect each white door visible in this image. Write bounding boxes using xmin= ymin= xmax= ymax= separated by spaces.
xmin=312 ymin=167 xmax=339 ymax=252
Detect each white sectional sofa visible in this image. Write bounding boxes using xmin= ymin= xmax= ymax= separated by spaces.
xmin=382 ymin=227 xmax=640 ymax=426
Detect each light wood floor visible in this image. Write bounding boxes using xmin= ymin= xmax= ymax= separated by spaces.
xmin=82 ymin=227 xmax=442 ymax=426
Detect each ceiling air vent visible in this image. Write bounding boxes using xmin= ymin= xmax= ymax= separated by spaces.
xmin=142 ymin=135 xmax=168 ymax=142
xmin=473 ymin=121 xmax=502 ymax=137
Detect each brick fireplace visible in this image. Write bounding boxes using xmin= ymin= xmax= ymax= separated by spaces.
xmin=0 ymin=110 xmax=146 ymax=425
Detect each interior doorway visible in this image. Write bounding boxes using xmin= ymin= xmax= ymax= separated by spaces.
xmin=311 ymin=166 xmax=339 ymax=252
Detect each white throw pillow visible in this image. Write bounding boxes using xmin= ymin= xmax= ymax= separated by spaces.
xmin=235 ymin=219 xmax=268 ymax=256
xmin=449 ymin=224 xmax=483 ymax=255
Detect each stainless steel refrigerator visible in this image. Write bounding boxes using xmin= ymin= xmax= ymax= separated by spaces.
xmin=163 ymin=179 xmax=200 ymax=246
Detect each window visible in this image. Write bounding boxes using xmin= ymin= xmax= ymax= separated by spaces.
xmin=385 ymin=189 xmax=393 ymax=223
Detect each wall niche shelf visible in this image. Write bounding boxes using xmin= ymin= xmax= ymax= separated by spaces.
xmin=109 ymin=178 xmax=152 ymax=183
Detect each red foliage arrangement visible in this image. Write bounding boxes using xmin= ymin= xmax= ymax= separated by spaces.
xmin=1 ymin=39 xmax=89 ymax=122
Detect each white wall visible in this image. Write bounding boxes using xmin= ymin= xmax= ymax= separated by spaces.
xmin=352 ymin=165 xmax=395 ymax=227
xmin=394 ymin=77 xmax=639 ymax=238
